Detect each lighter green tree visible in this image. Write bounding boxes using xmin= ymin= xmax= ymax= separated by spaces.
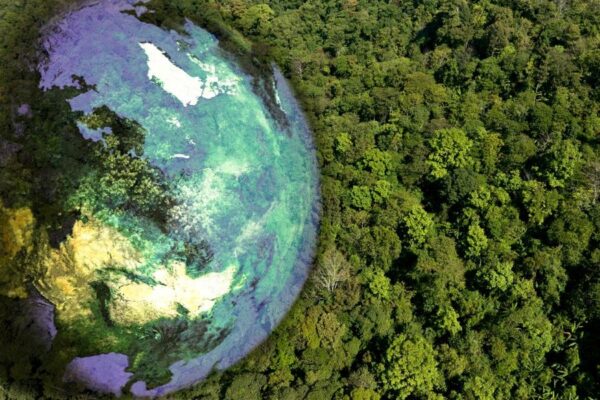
xmin=402 ymin=205 xmax=434 ymax=250
xmin=427 ymin=128 xmax=473 ymax=179
xmin=465 ymin=223 xmax=488 ymax=259
xmin=381 ymin=333 xmax=443 ymax=399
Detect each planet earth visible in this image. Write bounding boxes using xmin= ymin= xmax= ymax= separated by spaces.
xmin=0 ymin=0 xmax=318 ymax=397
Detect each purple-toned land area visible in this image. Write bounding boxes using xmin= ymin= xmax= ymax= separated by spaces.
xmin=17 ymin=104 xmax=31 ymax=116
xmin=64 ymin=353 xmax=133 ymax=397
xmin=76 ymin=122 xmax=112 ymax=143
xmin=20 ymin=289 xmax=58 ymax=353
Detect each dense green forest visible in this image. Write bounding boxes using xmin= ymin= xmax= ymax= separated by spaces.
xmin=2 ymin=0 xmax=600 ymax=398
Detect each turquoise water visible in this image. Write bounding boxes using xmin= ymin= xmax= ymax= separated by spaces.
xmin=39 ymin=0 xmax=319 ymax=396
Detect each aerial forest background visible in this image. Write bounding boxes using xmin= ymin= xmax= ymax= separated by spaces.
xmin=1 ymin=0 xmax=600 ymax=398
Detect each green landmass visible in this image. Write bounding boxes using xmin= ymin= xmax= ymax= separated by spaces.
xmin=2 ymin=0 xmax=600 ymax=399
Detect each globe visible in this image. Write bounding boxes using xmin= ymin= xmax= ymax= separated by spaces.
xmin=0 ymin=0 xmax=319 ymax=397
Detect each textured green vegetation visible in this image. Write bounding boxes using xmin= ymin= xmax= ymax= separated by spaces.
xmin=2 ymin=0 xmax=600 ymax=399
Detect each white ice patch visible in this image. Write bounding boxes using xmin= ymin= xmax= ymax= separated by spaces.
xmin=140 ymin=42 xmax=203 ymax=107
xmin=167 ymin=116 xmax=182 ymax=127
xmin=140 ymin=42 xmax=239 ymax=106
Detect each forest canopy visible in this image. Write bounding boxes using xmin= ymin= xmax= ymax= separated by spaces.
xmin=1 ymin=0 xmax=600 ymax=399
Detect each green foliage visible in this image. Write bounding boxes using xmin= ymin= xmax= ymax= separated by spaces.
xmin=360 ymin=149 xmax=392 ymax=177
xmin=350 ymin=186 xmax=372 ymax=210
xmin=521 ymin=180 xmax=560 ymax=225
xmin=372 ymin=180 xmax=391 ymax=204
xmin=364 ymin=268 xmax=391 ymax=300
xmin=237 ymin=4 xmax=274 ymax=36
xmin=544 ymin=139 xmax=582 ymax=188
xmin=477 ymin=261 xmax=514 ymax=293
xmin=68 ymin=110 xmax=172 ymax=221
xmin=380 ymin=333 xmax=443 ymax=399
xmin=225 ymin=373 xmax=266 ymax=400
xmin=464 ymin=223 xmax=488 ymax=259
xmin=427 ymin=128 xmax=473 ymax=179
xmin=349 ymin=387 xmax=380 ymax=400
xmin=402 ymin=206 xmax=434 ymax=251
